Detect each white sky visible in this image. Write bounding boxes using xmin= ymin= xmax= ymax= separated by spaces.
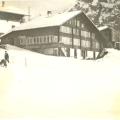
xmin=0 ymin=0 xmax=76 ymax=34
xmin=2 ymin=0 xmax=76 ymax=17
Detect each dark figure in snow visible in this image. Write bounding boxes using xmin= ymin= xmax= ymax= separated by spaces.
xmin=4 ymin=51 xmax=9 ymax=63
xmin=0 ymin=59 xmax=7 ymax=67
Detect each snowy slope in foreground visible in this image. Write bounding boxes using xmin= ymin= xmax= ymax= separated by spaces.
xmin=0 ymin=45 xmax=120 ymax=120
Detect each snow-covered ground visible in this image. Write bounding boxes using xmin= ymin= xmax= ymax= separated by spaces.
xmin=0 ymin=45 xmax=120 ymax=120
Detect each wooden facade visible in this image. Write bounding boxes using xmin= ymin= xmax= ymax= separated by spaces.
xmin=112 ymin=29 xmax=120 ymax=50
xmin=99 ymin=26 xmax=120 ymax=49
xmin=0 ymin=11 xmax=106 ymax=59
xmin=98 ymin=26 xmax=112 ymax=48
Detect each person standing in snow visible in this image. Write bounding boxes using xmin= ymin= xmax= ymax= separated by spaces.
xmin=4 ymin=51 xmax=9 ymax=63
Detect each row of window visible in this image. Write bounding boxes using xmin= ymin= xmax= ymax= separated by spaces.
xmin=60 ymin=36 xmax=72 ymax=44
xmin=19 ymin=35 xmax=99 ymax=49
xmin=66 ymin=19 xmax=85 ymax=28
xmin=60 ymin=26 xmax=72 ymax=34
xmin=60 ymin=36 xmax=99 ymax=49
xmin=19 ymin=35 xmax=58 ymax=45
xmin=60 ymin=37 xmax=80 ymax=45
xmin=81 ymin=40 xmax=99 ymax=49
xmin=60 ymin=26 xmax=96 ymax=39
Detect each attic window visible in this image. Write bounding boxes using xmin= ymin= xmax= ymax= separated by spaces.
xmin=92 ymin=33 xmax=95 ymax=39
xmin=77 ymin=20 xmax=80 ymax=27
xmin=81 ymin=23 xmax=85 ymax=28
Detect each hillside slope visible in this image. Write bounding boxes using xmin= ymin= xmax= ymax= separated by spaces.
xmin=0 ymin=45 xmax=120 ymax=120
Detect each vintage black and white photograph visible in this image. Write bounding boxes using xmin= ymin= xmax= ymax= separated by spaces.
xmin=0 ymin=0 xmax=120 ymax=120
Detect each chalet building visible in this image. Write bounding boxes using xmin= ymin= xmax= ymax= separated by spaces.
xmin=98 ymin=26 xmax=120 ymax=49
xmin=0 ymin=1 xmax=27 ymax=35
xmin=0 ymin=1 xmax=27 ymax=22
xmin=0 ymin=11 xmax=106 ymax=59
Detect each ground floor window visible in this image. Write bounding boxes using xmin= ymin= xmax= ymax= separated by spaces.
xmin=92 ymin=41 xmax=100 ymax=49
xmin=81 ymin=40 xmax=90 ymax=48
xmin=74 ymin=38 xmax=80 ymax=46
xmin=19 ymin=35 xmax=58 ymax=45
xmin=60 ymin=36 xmax=72 ymax=45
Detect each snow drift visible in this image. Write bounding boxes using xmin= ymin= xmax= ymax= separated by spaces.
xmin=0 ymin=45 xmax=120 ymax=120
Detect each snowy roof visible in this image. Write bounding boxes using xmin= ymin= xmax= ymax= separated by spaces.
xmin=0 ymin=6 xmax=27 ymax=15
xmin=0 ymin=10 xmax=106 ymax=45
xmin=98 ymin=26 xmax=109 ymax=31
xmin=13 ymin=11 xmax=82 ymax=31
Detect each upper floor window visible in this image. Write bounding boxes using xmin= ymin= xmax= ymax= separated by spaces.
xmin=81 ymin=23 xmax=85 ymax=28
xmin=60 ymin=36 xmax=72 ymax=45
xmin=77 ymin=20 xmax=80 ymax=27
xmin=92 ymin=33 xmax=95 ymax=39
xmin=60 ymin=26 xmax=72 ymax=34
xmin=73 ymin=28 xmax=79 ymax=35
xmin=81 ymin=30 xmax=90 ymax=39
xmin=81 ymin=40 xmax=90 ymax=48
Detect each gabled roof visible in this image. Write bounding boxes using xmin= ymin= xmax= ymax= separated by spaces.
xmin=0 ymin=10 xmax=106 ymax=47
xmin=13 ymin=11 xmax=82 ymax=31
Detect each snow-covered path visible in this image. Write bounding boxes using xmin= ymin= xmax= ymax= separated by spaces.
xmin=0 ymin=45 xmax=120 ymax=120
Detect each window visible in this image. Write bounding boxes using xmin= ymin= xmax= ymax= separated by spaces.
xmin=39 ymin=36 xmax=42 ymax=43
xmin=92 ymin=41 xmax=99 ymax=49
xmin=46 ymin=36 xmax=48 ymax=43
xmin=27 ymin=37 xmax=30 ymax=44
xmin=81 ymin=30 xmax=85 ymax=37
xmin=77 ymin=20 xmax=80 ymax=27
xmin=31 ymin=37 xmax=34 ymax=44
xmin=20 ymin=39 xmax=23 ymax=45
xmin=61 ymin=36 xmax=72 ymax=44
xmin=81 ymin=23 xmax=85 ymax=28
xmin=73 ymin=28 xmax=79 ymax=35
xmin=48 ymin=35 xmax=51 ymax=43
xmin=28 ymin=39 xmax=30 ymax=44
xmin=60 ymin=26 xmax=72 ymax=34
xmin=19 ymin=36 xmax=26 ymax=45
xmin=81 ymin=40 xmax=90 ymax=48
xmin=37 ymin=37 xmax=39 ymax=44
xmin=34 ymin=37 xmax=36 ymax=44
xmin=29 ymin=39 xmax=32 ymax=44
xmin=81 ymin=30 xmax=90 ymax=39
xmin=92 ymin=33 xmax=95 ymax=39
xmin=85 ymin=31 xmax=90 ymax=38
xmin=74 ymin=38 xmax=80 ymax=46
xmin=41 ymin=36 xmax=44 ymax=43
xmin=53 ymin=36 xmax=58 ymax=42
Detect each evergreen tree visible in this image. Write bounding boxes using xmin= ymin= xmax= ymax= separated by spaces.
xmin=70 ymin=0 xmax=120 ymax=30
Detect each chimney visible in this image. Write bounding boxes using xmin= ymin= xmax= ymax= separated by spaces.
xmin=12 ymin=25 xmax=15 ymax=29
xmin=2 ymin=1 xmax=5 ymax=7
xmin=47 ymin=11 xmax=52 ymax=17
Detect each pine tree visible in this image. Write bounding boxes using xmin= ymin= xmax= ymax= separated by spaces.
xmin=70 ymin=0 xmax=120 ymax=30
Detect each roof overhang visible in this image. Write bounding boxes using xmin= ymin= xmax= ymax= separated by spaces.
xmin=0 ymin=11 xmax=28 ymax=21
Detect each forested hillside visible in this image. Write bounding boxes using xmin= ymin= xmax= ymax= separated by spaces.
xmin=69 ymin=0 xmax=120 ymax=30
